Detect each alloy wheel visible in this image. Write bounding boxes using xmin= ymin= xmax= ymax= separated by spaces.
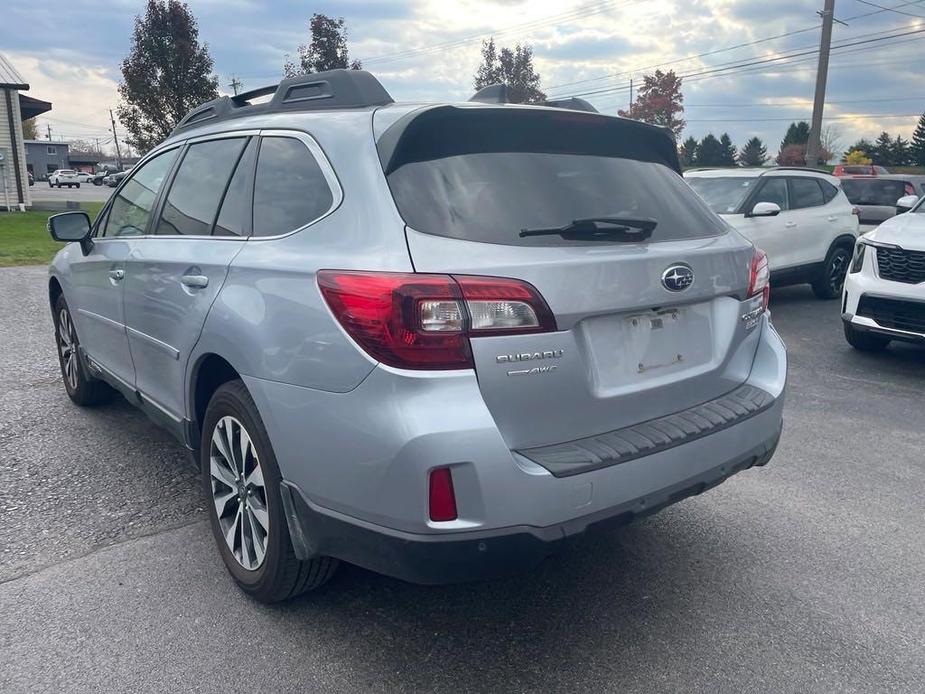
xmin=829 ymin=250 xmax=849 ymax=294
xmin=57 ymin=308 xmax=79 ymax=391
xmin=210 ymin=415 xmax=269 ymax=571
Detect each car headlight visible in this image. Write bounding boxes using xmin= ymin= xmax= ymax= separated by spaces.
xmin=850 ymin=242 xmax=866 ymax=273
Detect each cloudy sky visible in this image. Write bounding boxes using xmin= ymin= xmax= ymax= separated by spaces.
xmin=2 ymin=0 xmax=923 ymax=157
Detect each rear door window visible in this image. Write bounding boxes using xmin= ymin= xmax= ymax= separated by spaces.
xmin=819 ymin=180 xmax=838 ymax=203
xmin=155 ymin=137 xmax=247 ymax=236
xmin=788 ymin=178 xmax=825 ymax=209
xmin=252 ymin=136 xmax=334 ymax=237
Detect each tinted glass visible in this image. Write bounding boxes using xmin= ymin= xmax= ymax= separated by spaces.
xmin=252 ymin=137 xmax=334 ymax=237
xmin=788 ymin=178 xmax=825 ymax=209
xmin=841 ymin=178 xmax=908 ymax=206
xmin=102 ymin=149 xmax=178 ymax=238
xmin=687 ymin=177 xmax=759 ymax=214
xmin=390 ymin=154 xmax=726 ymax=246
xmin=751 ymin=178 xmax=789 ymax=210
xmin=819 ymin=180 xmax=838 ymax=203
xmin=214 ymin=138 xmax=258 ymax=237
xmin=155 ymin=138 xmax=246 ymax=236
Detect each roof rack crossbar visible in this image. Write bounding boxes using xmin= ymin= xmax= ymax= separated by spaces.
xmin=171 ymin=69 xmax=394 ymax=137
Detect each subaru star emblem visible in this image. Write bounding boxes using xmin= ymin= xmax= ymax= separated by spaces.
xmin=661 ymin=264 xmax=694 ymax=292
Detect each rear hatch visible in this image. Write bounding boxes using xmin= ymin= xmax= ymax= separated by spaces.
xmin=377 ymin=105 xmax=760 ymax=450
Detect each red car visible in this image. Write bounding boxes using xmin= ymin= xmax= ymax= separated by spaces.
xmin=832 ymin=164 xmax=889 ymax=176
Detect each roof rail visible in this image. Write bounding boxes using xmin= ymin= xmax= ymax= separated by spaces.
xmin=469 ymin=84 xmax=599 ymax=113
xmin=542 ymin=97 xmax=598 ymax=113
xmin=763 ymin=166 xmax=832 ymax=175
xmin=171 ymin=69 xmax=394 ymax=137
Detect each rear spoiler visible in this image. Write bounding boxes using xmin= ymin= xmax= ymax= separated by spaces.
xmin=377 ymin=105 xmax=680 ymax=175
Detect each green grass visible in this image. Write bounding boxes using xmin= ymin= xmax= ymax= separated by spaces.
xmin=0 ymin=202 xmax=103 ymax=267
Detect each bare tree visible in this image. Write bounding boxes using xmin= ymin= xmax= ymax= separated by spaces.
xmin=820 ymin=125 xmax=843 ymax=164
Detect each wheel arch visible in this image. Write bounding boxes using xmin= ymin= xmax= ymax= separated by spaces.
xmin=48 ymin=276 xmax=63 ymax=313
xmin=829 ymin=233 xmax=858 ymax=255
xmin=188 ymin=353 xmax=242 ymax=450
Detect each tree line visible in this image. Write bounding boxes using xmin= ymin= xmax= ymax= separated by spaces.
xmin=108 ymin=0 xmax=925 ymax=168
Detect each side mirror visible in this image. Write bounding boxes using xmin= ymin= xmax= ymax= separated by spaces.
xmin=48 ymin=211 xmax=93 ymax=255
xmin=895 ymin=195 xmax=919 ymax=213
xmin=746 ymin=201 xmax=781 ymax=218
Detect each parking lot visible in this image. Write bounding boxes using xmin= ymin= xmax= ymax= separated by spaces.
xmin=1 ymin=264 xmax=923 ymax=692
xmin=29 ymin=182 xmax=113 ymax=204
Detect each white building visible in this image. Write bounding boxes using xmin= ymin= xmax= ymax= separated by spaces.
xmin=0 ymin=52 xmax=52 ymax=210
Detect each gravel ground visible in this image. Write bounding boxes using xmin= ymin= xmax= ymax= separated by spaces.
xmin=1 ymin=264 xmax=923 ymax=693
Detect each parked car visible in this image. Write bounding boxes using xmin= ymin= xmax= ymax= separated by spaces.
xmin=89 ymin=172 xmax=108 ymax=186
xmin=840 ymin=175 xmax=925 ymax=225
xmin=842 ymin=194 xmax=924 ymax=351
xmin=76 ymin=172 xmax=92 ymax=183
xmin=832 ymin=164 xmax=889 ymax=176
xmin=685 ymin=168 xmax=859 ymax=298
xmin=46 ymin=70 xmax=787 ymax=602
xmin=103 ymin=171 xmax=127 ymax=187
xmin=48 ymin=169 xmax=81 ymax=188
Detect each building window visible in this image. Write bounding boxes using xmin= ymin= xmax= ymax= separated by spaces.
xmin=47 ymin=146 xmax=57 ymax=155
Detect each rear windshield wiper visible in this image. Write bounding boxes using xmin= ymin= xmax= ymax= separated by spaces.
xmin=519 ymin=217 xmax=658 ymax=241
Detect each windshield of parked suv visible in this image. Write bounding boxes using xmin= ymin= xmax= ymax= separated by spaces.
xmin=686 ymin=177 xmax=759 ymax=214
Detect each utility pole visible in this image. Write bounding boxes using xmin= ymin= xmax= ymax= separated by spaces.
xmin=806 ymin=0 xmax=835 ymax=166
xmin=109 ymin=109 xmax=124 ymax=171
xmin=629 ymin=77 xmax=634 ymax=117
xmin=229 ymin=75 xmax=243 ymax=96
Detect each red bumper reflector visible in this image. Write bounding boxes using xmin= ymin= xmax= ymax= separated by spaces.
xmin=428 ymin=467 xmax=457 ymax=521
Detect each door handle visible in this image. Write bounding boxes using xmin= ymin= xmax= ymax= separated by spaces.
xmin=180 ymin=274 xmax=209 ymax=289
xmin=827 ymin=215 xmax=838 ymax=222
xmin=784 ymin=222 xmax=797 ymax=228
xmin=108 ymin=269 xmax=124 ymax=281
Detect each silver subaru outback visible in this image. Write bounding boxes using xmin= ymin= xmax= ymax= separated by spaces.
xmin=46 ymin=70 xmax=786 ymax=602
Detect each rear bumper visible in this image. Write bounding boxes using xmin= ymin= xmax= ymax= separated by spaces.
xmin=281 ymin=423 xmax=781 ymax=585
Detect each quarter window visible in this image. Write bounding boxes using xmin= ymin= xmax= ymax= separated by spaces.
xmin=252 ymin=136 xmax=334 ymax=237
xmin=214 ymin=139 xmax=258 ymax=237
xmin=788 ymin=178 xmax=825 ymax=210
xmin=155 ymin=138 xmax=247 ymax=236
xmin=101 ymin=149 xmax=179 ymax=238
xmin=819 ymin=180 xmax=838 ymax=203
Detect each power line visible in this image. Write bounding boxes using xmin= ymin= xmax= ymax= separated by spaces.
xmin=685 ymin=113 xmax=921 ymax=122
xmin=559 ymin=25 xmax=925 ymax=99
xmin=851 ymin=0 xmax=925 ymax=18
xmin=546 ymin=2 xmax=925 ymax=95
xmin=682 ymin=95 xmax=925 ymax=107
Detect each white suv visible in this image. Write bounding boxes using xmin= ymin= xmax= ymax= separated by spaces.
xmin=48 ymin=169 xmax=81 ymax=189
xmin=686 ymin=168 xmax=859 ymax=298
xmin=842 ymin=194 xmax=925 ymax=351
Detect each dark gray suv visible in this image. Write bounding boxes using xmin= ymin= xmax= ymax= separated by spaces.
xmin=47 ymin=70 xmax=786 ymax=602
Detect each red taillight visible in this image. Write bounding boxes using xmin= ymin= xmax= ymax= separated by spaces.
xmin=748 ymin=248 xmax=770 ymax=311
xmin=428 ymin=467 xmax=457 ymax=521
xmin=317 ymin=270 xmax=556 ymax=370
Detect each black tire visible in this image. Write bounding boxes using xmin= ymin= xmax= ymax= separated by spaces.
xmin=76 ymin=183 xmax=81 ymax=189
xmin=812 ymin=245 xmax=852 ymax=299
xmin=844 ymin=322 xmax=890 ymax=352
xmin=47 ymin=181 xmax=53 ymax=188
xmin=53 ymin=294 xmax=114 ymax=406
xmin=201 ymin=380 xmax=338 ymax=602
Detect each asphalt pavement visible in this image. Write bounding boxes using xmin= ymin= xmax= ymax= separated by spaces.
xmin=1 ymin=264 xmax=923 ymax=693
xmin=29 ymin=182 xmax=114 ymax=204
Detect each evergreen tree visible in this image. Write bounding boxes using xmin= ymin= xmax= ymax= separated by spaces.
xmin=719 ymin=133 xmax=737 ymax=166
xmin=680 ymin=136 xmax=698 ymax=167
xmin=891 ymin=135 xmax=910 ymax=167
xmin=779 ymin=121 xmax=810 ymax=151
xmin=910 ymin=113 xmax=925 ymax=167
xmin=738 ymin=136 xmax=768 ymax=166
xmin=695 ymin=134 xmax=724 ymax=166
xmin=872 ymin=131 xmax=894 ymax=166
